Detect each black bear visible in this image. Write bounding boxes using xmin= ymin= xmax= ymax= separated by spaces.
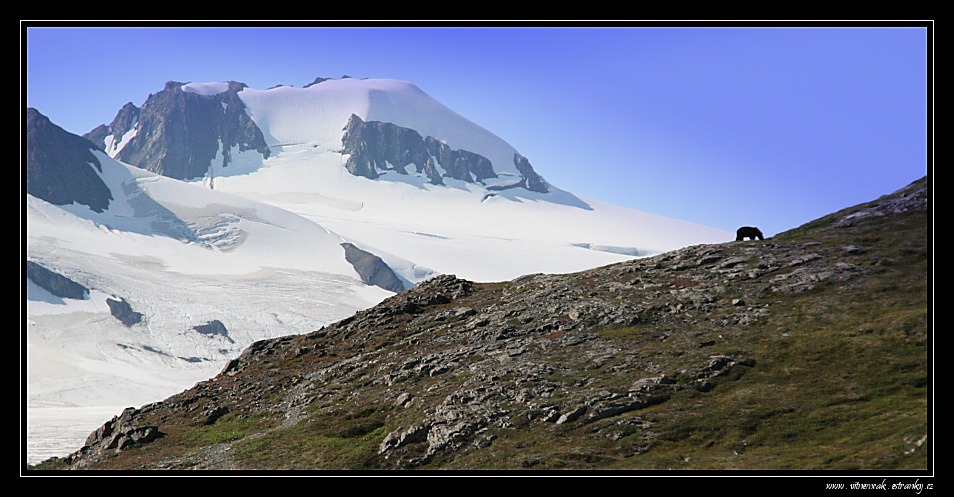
xmin=736 ymin=226 xmax=764 ymax=241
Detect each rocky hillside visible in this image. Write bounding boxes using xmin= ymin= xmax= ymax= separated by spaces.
xmin=31 ymin=177 xmax=929 ymax=472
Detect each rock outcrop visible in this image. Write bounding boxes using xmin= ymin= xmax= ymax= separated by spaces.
xmin=85 ymin=81 xmax=271 ymax=180
xmin=64 ymin=407 xmax=160 ymax=469
xmin=340 ymin=114 xmax=548 ymax=193
xmin=341 ymin=242 xmax=406 ymax=293
xmin=106 ymin=297 xmax=143 ymax=327
xmin=26 ymin=108 xmax=114 ymax=213
xmin=25 ymin=261 xmax=89 ymax=300
xmin=193 ymin=320 xmax=232 ymax=342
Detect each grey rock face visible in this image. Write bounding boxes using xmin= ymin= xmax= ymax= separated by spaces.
xmin=340 ymin=114 xmax=432 ymax=181
xmin=88 ymin=81 xmax=270 ymax=180
xmin=85 ymin=102 xmax=140 ymax=152
xmin=423 ymin=135 xmax=496 ymax=184
xmin=65 ymin=407 xmax=160 ymax=469
xmin=193 ymin=320 xmax=232 ymax=342
xmin=25 ymin=261 xmax=89 ymax=300
xmin=106 ymin=297 xmax=143 ymax=327
xmin=340 ymin=114 xmax=548 ymax=193
xmin=341 ymin=242 xmax=406 ymax=293
xmin=27 ymin=108 xmax=114 ymax=213
xmin=512 ymin=154 xmax=549 ymax=194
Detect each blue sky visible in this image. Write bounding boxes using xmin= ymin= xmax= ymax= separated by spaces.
xmin=24 ymin=23 xmax=930 ymax=236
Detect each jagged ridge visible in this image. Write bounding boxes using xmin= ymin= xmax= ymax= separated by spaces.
xmin=340 ymin=114 xmax=548 ymax=193
xmin=85 ymin=81 xmax=271 ymax=180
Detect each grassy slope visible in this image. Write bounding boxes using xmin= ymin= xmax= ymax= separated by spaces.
xmin=31 ymin=178 xmax=930 ymax=473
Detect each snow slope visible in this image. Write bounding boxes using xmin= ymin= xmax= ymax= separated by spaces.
xmin=196 ymin=78 xmax=732 ymax=282
xmin=25 ymin=148 xmax=430 ymax=464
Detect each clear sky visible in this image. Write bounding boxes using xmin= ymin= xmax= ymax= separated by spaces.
xmin=23 ymin=23 xmax=931 ymax=236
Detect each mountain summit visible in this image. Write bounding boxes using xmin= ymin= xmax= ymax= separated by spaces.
xmin=81 ymin=76 xmax=733 ymax=282
xmin=85 ymin=80 xmax=270 ymax=180
xmin=84 ymin=77 xmax=548 ymax=193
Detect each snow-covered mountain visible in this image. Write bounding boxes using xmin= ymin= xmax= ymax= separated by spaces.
xmin=25 ymin=76 xmax=733 ymax=464
xmin=85 ymin=77 xmax=732 ymax=281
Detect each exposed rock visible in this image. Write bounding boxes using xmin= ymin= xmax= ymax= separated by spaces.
xmin=26 ymin=261 xmax=89 ymax=300
xmin=65 ymin=407 xmax=160 ymax=469
xmin=87 ymin=81 xmax=270 ymax=180
xmin=511 ymin=153 xmax=549 ymax=194
xmin=106 ymin=297 xmax=143 ymax=327
xmin=340 ymin=114 xmax=546 ymax=193
xmin=341 ymin=242 xmax=406 ymax=293
xmin=835 ymin=178 xmax=928 ymax=226
xmin=27 ymin=108 xmax=113 ymax=213
xmin=303 ymin=76 xmax=332 ymax=88
xmin=556 ymin=406 xmax=588 ymax=425
xmin=423 ymin=135 xmax=496 ymax=184
xmin=193 ymin=320 xmax=232 ymax=342
xmin=85 ymin=102 xmax=140 ymax=154
xmin=379 ymin=424 xmax=428 ymax=454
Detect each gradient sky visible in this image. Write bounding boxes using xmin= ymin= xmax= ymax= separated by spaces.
xmin=24 ymin=23 xmax=931 ymax=236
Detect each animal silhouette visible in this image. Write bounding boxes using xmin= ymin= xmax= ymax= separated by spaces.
xmin=736 ymin=226 xmax=764 ymax=241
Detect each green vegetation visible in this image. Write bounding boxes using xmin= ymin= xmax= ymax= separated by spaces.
xmin=231 ymin=406 xmax=390 ymax=470
xmin=36 ymin=178 xmax=928 ymax=473
xmin=170 ymin=413 xmax=280 ymax=448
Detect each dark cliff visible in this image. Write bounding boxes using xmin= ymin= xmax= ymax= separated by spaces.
xmin=341 ymin=114 xmax=548 ymax=194
xmin=85 ymin=81 xmax=271 ymax=181
xmin=26 ymin=108 xmax=114 ymax=213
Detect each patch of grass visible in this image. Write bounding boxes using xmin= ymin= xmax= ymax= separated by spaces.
xmin=171 ymin=413 xmax=279 ymax=448
xmin=629 ymin=283 xmax=929 ymax=471
xmin=75 ymin=412 xmax=280 ymax=470
xmin=231 ymin=405 xmax=390 ymax=470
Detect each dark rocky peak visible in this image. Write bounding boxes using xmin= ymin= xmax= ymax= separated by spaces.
xmin=84 ymin=102 xmax=140 ymax=151
xmin=303 ymin=76 xmax=331 ymax=88
xmin=304 ymin=75 xmax=357 ymax=88
xmin=90 ymin=81 xmax=270 ymax=181
xmin=26 ymin=108 xmax=113 ymax=213
xmin=340 ymin=114 xmax=547 ymax=193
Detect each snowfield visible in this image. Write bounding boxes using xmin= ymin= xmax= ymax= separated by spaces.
xmin=26 ymin=77 xmax=732 ymax=464
xmin=209 ymin=78 xmax=732 ymax=281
